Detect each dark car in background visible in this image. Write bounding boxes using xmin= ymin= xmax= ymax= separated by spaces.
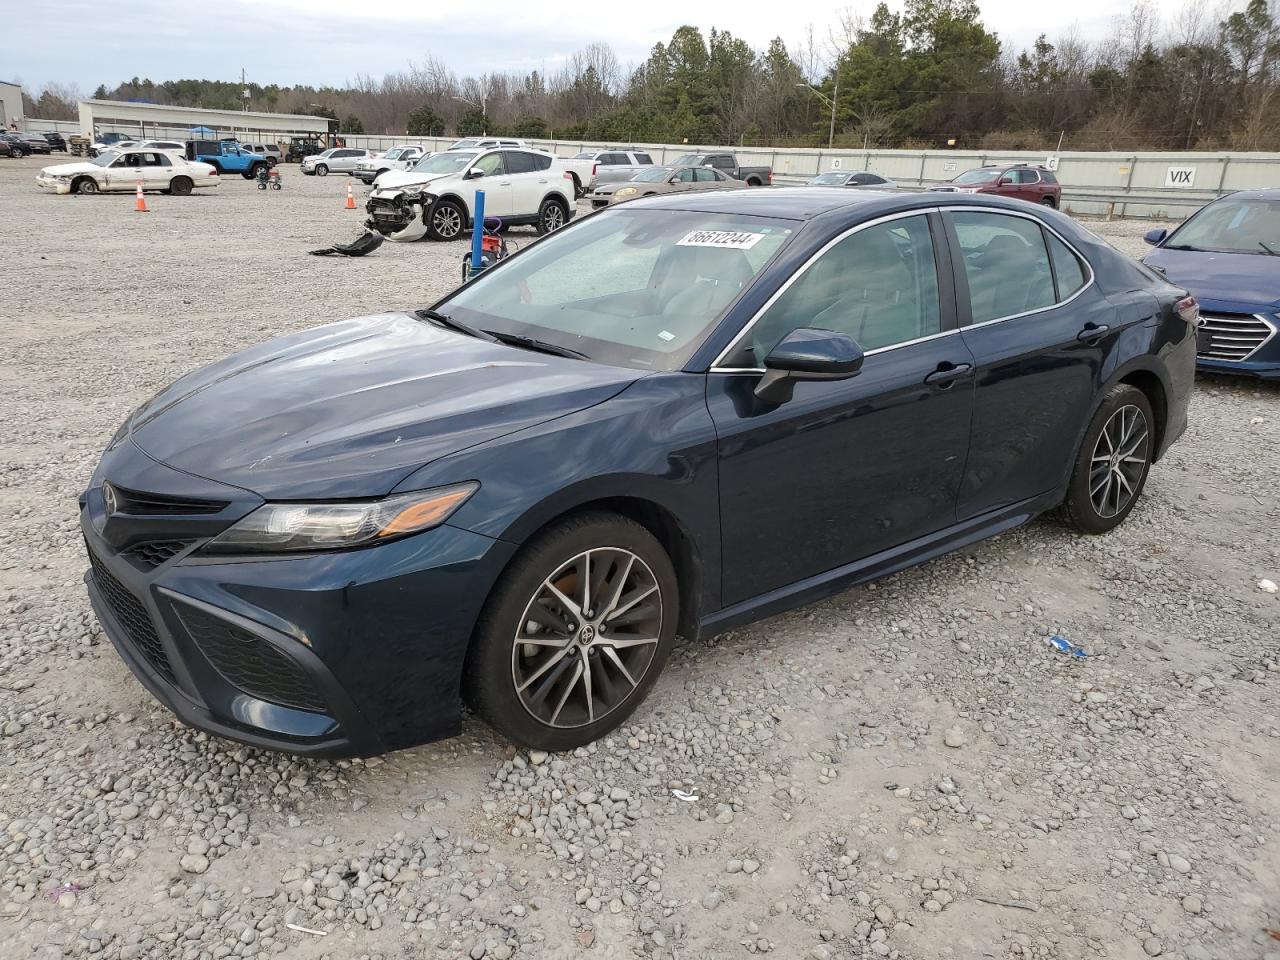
xmin=930 ymin=164 xmax=1061 ymax=208
xmin=807 ymin=170 xmax=896 ymax=189
xmin=1 ymin=134 xmax=31 ymax=156
xmin=1143 ymin=189 xmax=1280 ymax=379
xmin=19 ymin=134 xmax=52 ymax=155
xmin=41 ymin=132 xmax=68 ymax=152
xmin=0 ymin=138 xmax=16 ymax=158
xmin=82 ymin=189 xmax=1195 ymax=758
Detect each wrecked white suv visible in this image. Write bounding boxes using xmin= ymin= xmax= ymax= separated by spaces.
xmin=365 ymin=148 xmax=575 ymax=242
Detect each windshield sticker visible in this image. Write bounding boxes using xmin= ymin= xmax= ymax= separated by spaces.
xmin=677 ymin=230 xmax=765 ymax=250
xmin=658 ymin=330 xmax=676 ymax=342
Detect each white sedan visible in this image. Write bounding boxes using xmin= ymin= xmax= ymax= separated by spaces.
xmin=36 ymin=150 xmax=220 ymax=196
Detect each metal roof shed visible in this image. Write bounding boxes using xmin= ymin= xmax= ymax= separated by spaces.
xmin=76 ymin=99 xmax=331 ymax=141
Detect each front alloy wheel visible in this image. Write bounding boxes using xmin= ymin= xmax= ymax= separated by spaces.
xmin=512 ymin=548 xmax=661 ymax=729
xmin=464 ymin=512 xmax=678 ymax=750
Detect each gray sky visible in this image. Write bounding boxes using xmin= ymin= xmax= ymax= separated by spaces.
xmin=9 ymin=0 xmax=1183 ymax=94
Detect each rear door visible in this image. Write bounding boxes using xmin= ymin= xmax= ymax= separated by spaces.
xmin=502 ymin=150 xmax=552 ymax=216
xmin=944 ymin=208 xmax=1150 ymax=517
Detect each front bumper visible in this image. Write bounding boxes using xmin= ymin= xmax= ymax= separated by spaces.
xmin=1196 ymin=356 xmax=1280 ymax=380
xmin=81 ymin=446 xmax=514 ymax=756
xmin=35 ymin=175 xmax=72 ymax=194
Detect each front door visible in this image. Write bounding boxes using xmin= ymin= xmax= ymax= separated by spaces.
xmin=708 ymin=212 xmax=976 ymax=606
xmin=944 ymin=208 xmax=1153 ymax=518
xmin=106 ymin=153 xmax=145 ymax=191
xmin=466 ymin=150 xmax=512 ymax=218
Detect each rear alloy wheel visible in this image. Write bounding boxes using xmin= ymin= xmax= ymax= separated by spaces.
xmin=1041 ymin=196 xmax=1056 ymax=207
xmin=428 ymin=199 xmax=466 ymax=241
xmin=536 ymin=198 xmax=567 ymax=235
xmin=1059 ymin=384 xmax=1153 ymax=534
xmin=169 ymin=176 xmax=193 ymax=196
xmin=464 ymin=512 xmax=678 ymax=750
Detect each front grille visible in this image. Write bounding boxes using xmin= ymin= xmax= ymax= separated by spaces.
xmin=1197 ymin=313 xmax=1276 ymax=362
xmin=123 ymin=539 xmax=194 ymax=570
xmin=177 ymin=605 xmax=327 ymax=713
xmin=89 ymin=551 xmax=177 ymax=685
xmin=107 ymin=484 xmax=227 ymax=516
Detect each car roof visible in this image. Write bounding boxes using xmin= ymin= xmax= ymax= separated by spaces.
xmin=1212 ymin=188 xmax=1280 ymax=201
xmin=623 ymin=186 xmax=1061 ymax=221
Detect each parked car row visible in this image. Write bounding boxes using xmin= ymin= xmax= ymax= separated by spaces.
xmin=1 ymin=132 xmax=62 ymax=156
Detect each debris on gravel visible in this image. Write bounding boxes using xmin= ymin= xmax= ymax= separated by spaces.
xmin=1 ymin=156 xmax=1278 ymax=959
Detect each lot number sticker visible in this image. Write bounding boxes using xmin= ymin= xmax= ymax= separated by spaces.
xmin=1166 ymin=166 xmax=1196 ymax=187
xmin=677 ymin=230 xmax=765 ymax=250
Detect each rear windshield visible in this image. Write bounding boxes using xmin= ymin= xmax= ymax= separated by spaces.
xmin=811 ymin=172 xmax=850 ymax=184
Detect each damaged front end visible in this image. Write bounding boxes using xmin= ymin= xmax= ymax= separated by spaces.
xmin=365 ymin=187 xmax=434 ymax=242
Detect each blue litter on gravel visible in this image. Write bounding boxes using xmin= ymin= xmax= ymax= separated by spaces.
xmin=1045 ymin=635 xmax=1088 ymax=658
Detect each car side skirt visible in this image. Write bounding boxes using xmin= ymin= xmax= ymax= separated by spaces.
xmin=697 ymin=489 xmax=1063 ymax=638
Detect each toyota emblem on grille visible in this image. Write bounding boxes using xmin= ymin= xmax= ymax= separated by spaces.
xmin=102 ymin=482 xmax=119 ymax=515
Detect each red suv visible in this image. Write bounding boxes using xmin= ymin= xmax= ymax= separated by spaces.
xmin=930 ymin=164 xmax=1061 ymax=208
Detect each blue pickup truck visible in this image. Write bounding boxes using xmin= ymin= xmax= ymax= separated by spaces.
xmin=185 ymin=140 xmax=267 ymax=179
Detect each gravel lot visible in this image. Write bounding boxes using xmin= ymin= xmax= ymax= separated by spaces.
xmin=1 ymin=153 xmax=1278 ymax=960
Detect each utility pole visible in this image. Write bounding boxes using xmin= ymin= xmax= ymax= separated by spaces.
xmin=797 ymin=78 xmax=838 ymax=150
xmin=241 ymin=68 xmax=249 ymax=113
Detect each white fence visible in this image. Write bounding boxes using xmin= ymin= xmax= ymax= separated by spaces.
xmin=24 ymin=116 xmax=1280 ymax=219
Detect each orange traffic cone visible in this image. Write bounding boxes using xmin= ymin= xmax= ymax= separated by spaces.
xmin=345 ymin=180 xmax=356 ymax=210
xmin=134 ymin=181 xmax=149 ymax=213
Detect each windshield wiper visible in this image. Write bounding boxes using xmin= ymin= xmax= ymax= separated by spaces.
xmin=1259 ymin=241 xmax=1279 ymax=256
xmin=485 ymin=330 xmax=589 ymax=360
xmin=415 ymin=308 xmax=498 ymax=342
xmin=1161 ymin=243 xmax=1204 ymax=252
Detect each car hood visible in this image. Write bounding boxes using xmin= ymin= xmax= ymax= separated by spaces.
xmin=127 ymin=312 xmax=642 ymax=500
xmin=41 ymin=161 xmax=105 ymax=176
xmin=372 ymin=170 xmax=456 ymax=192
xmin=1143 ymin=247 xmax=1280 ymax=309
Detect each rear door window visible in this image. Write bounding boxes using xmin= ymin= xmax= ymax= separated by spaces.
xmin=1048 ymin=233 xmax=1087 ymax=298
xmin=635 ymin=153 xmax=653 ymax=164
xmin=950 ymin=211 xmax=1056 ymax=324
xmin=503 ymin=151 xmax=538 ymax=174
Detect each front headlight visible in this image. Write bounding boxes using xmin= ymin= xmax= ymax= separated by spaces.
xmin=614 ymin=187 xmax=637 ymax=198
xmin=400 ymin=185 xmax=432 ymax=199
xmin=202 ymin=483 xmax=477 ymax=554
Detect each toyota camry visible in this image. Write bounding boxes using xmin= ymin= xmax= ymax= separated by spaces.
xmin=82 ymin=189 xmax=1196 ymax=756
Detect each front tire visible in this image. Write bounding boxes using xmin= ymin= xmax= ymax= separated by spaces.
xmin=464 ymin=512 xmax=679 ymax=751
xmin=536 ymin=197 xmax=568 ymax=235
xmin=1058 ymin=384 xmax=1154 ymax=534
xmin=314 ymin=163 xmax=329 ymax=177
xmin=427 ymin=199 xmax=466 ymax=241
xmin=74 ymin=177 xmax=99 ymax=195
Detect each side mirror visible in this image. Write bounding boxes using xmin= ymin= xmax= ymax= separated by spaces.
xmin=467 ymin=167 xmax=485 ymax=179
xmin=998 ymin=176 xmax=1013 ymax=185
xmin=754 ymin=328 xmax=865 ymax=404
xmin=1143 ymin=228 xmax=1168 ymax=246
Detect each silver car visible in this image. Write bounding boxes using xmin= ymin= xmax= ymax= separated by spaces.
xmin=806 ymin=171 xmax=897 ymax=189
xmin=575 ymin=147 xmax=656 ymax=186
xmin=588 ymin=164 xmax=746 ymax=208
xmin=300 ymin=148 xmax=371 ymax=177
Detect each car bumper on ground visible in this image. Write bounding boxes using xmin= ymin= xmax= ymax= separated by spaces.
xmin=81 ymin=449 xmax=515 ymax=756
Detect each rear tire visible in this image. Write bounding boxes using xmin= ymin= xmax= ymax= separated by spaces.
xmin=463 ymin=511 xmax=679 ymax=751
xmin=1041 ymin=196 xmax=1056 ymax=208
xmin=169 ymin=177 xmax=192 ymax=196
xmin=1057 ymin=384 xmax=1154 ymax=535
xmin=536 ymin=197 xmax=568 ymax=235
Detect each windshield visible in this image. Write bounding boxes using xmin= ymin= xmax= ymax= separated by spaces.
xmin=672 ymin=154 xmax=703 ymax=166
xmin=450 ymin=139 xmax=479 ymax=150
xmin=410 ymin=151 xmax=477 ymax=174
xmin=439 ymin=208 xmax=796 ymax=371
xmin=633 ymin=167 xmax=673 ymax=183
xmin=953 ymin=169 xmax=1001 ymax=184
xmin=383 ymin=148 xmax=405 ymax=160
xmin=811 ymin=172 xmax=850 ymax=185
xmin=1166 ymin=197 xmax=1280 ymax=254
xmin=91 ymin=151 xmax=119 ymax=167
xmin=574 ymin=151 xmax=595 ymax=159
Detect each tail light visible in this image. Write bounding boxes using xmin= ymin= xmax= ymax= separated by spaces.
xmin=592 ymin=163 xmax=598 ymax=176
xmin=1175 ymin=295 xmax=1199 ymax=325
xmin=767 ymin=171 xmax=772 ymax=185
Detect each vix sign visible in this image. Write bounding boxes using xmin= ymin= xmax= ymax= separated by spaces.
xmin=1166 ymin=166 xmax=1197 ymax=187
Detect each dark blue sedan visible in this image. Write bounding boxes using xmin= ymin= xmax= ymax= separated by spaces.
xmin=82 ymin=189 xmax=1196 ymax=756
xmin=1143 ymin=189 xmax=1280 ymax=379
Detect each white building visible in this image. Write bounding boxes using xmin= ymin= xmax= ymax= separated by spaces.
xmin=76 ymin=99 xmax=331 ymax=143
xmin=0 ymin=80 xmax=24 ymax=131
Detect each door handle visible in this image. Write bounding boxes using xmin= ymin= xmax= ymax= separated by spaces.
xmin=1076 ymin=323 xmax=1110 ymax=343
xmin=499 ymin=180 xmax=512 ymax=186
xmin=924 ymin=361 xmax=973 ymax=387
